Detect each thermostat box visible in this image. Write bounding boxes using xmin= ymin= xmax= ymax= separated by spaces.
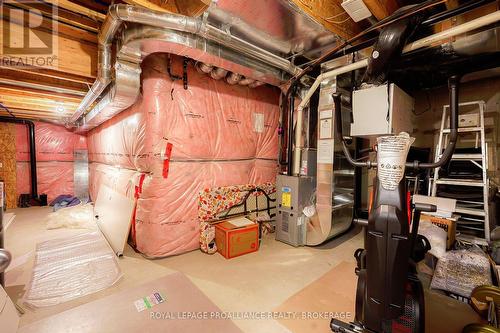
xmin=351 ymin=83 xmax=414 ymax=137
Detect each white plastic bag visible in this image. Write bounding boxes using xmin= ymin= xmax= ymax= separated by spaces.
xmin=418 ymin=221 xmax=447 ymax=259
xmin=377 ymin=132 xmax=415 ymax=190
xmin=45 ymin=203 xmax=96 ymax=230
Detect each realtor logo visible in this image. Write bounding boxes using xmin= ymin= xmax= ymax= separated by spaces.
xmin=0 ymin=0 xmax=58 ymax=67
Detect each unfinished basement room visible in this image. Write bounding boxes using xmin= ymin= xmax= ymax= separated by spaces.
xmin=0 ymin=0 xmax=500 ymax=332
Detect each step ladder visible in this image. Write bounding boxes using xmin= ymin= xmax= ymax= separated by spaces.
xmin=429 ymin=100 xmax=490 ymax=242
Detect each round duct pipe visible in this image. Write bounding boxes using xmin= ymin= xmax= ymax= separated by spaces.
xmin=238 ymin=77 xmax=255 ymax=86
xmin=210 ymin=67 xmax=228 ymax=80
xmin=226 ymin=72 xmax=242 ymax=85
xmin=195 ymin=62 xmax=213 ymax=74
xmin=249 ymin=81 xmax=265 ymax=88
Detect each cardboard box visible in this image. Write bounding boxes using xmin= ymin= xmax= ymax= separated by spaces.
xmin=421 ymin=213 xmax=458 ymax=249
xmin=215 ymin=217 xmax=259 ymax=259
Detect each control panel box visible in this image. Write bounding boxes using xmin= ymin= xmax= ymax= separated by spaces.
xmin=351 ymin=83 xmax=414 ymax=137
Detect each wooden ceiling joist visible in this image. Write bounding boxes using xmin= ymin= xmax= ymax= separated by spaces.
xmin=362 ymin=0 xmax=399 ymax=20
xmin=123 ymin=0 xmax=180 ymax=13
xmin=0 ymin=86 xmax=82 ymax=103
xmin=5 ymin=1 xmax=100 ymax=33
xmin=0 ymin=109 xmax=72 ymax=117
xmin=43 ymin=0 xmax=106 ymax=21
xmin=0 ymin=67 xmax=89 ymax=95
xmin=2 ymin=6 xmax=98 ymax=44
xmin=290 ymin=0 xmax=360 ymax=39
xmin=0 ymin=64 xmax=94 ymax=86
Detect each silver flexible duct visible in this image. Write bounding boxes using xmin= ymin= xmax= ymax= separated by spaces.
xmin=70 ymin=4 xmax=301 ymax=124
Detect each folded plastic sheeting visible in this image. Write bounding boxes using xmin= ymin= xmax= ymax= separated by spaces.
xmin=86 ymin=54 xmax=280 ymax=257
xmin=45 ymin=203 xmax=96 ymax=230
xmin=24 ymin=231 xmax=122 ymax=307
xmin=15 ymin=121 xmax=88 ymax=202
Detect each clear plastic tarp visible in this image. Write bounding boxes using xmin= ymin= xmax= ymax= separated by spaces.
xmin=24 ymin=231 xmax=122 ymax=307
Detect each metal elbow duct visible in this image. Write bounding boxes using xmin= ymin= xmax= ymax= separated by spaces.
xmin=210 ymin=67 xmax=228 ymax=80
xmin=196 ymin=62 xmax=213 ymax=74
xmin=226 ymin=72 xmax=242 ymax=84
xmin=249 ymin=81 xmax=265 ymax=88
xmin=70 ymin=4 xmax=302 ymax=125
xmin=238 ymin=77 xmax=255 ymax=86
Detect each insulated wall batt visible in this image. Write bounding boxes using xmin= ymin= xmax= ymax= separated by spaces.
xmin=87 ymin=54 xmax=279 ymax=257
xmin=15 ymin=122 xmax=87 ymax=202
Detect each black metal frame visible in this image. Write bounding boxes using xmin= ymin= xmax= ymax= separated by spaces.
xmin=218 ymin=187 xmax=277 ymax=220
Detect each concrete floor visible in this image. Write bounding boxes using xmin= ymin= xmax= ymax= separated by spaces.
xmin=4 ymin=206 xmax=363 ymax=333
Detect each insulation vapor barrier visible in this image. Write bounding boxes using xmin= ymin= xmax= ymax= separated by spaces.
xmin=16 ymin=122 xmax=87 ymax=202
xmin=87 ymin=54 xmax=280 ymax=257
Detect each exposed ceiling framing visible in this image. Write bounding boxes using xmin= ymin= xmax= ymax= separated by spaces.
xmin=0 ymin=0 xmax=497 ymax=123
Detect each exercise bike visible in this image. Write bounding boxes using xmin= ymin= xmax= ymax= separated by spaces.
xmin=330 ymin=75 xmax=461 ymax=333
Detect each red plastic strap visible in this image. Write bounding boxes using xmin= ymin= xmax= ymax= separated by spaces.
xmin=162 ymin=142 xmax=173 ymax=179
xmin=134 ymin=173 xmax=146 ymax=199
xmin=131 ymin=173 xmax=146 ymax=247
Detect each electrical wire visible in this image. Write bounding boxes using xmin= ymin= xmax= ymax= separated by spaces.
xmin=0 ymin=102 xmax=16 ymax=118
xmin=325 ymin=11 xmax=349 ymax=20
xmin=326 ymin=16 xmax=352 ymax=24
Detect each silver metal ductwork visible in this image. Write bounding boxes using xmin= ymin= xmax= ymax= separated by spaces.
xmin=72 ymin=0 xmax=336 ymax=130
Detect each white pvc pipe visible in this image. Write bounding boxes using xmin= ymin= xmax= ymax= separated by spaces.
xmin=292 ymin=10 xmax=500 ymax=174
xmin=403 ymin=10 xmax=500 ymax=52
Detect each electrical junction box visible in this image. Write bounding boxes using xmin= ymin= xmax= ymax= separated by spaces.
xmin=275 ymin=175 xmax=315 ymax=247
xmin=351 ymin=83 xmax=415 ymax=137
xmin=341 ymin=0 xmax=372 ymax=22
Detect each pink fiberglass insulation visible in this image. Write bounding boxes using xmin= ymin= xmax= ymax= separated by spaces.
xmin=15 ymin=122 xmax=87 ymax=202
xmin=87 ymin=54 xmax=280 ymax=258
xmin=16 ymin=122 xmax=87 ymax=162
xmin=17 ymin=161 xmax=74 ymax=203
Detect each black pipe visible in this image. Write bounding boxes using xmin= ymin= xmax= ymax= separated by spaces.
xmin=364 ymin=7 xmax=424 ymax=85
xmin=412 ymin=75 xmax=460 ymax=169
xmin=0 ymin=117 xmax=38 ymax=198
xmin=333 ymin=75 xmax=461 ymax=170
xmin=333 ymin=93 xmax=374 ymax=168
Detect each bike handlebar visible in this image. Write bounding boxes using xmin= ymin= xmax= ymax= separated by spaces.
xmin=333 ymin=75 xmax=460 ymax=170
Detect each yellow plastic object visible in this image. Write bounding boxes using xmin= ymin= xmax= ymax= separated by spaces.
xmin=470 ymin=285 xmax=500 ymax=317
xmin=462 ymin=323 xmax=500 ymax=333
